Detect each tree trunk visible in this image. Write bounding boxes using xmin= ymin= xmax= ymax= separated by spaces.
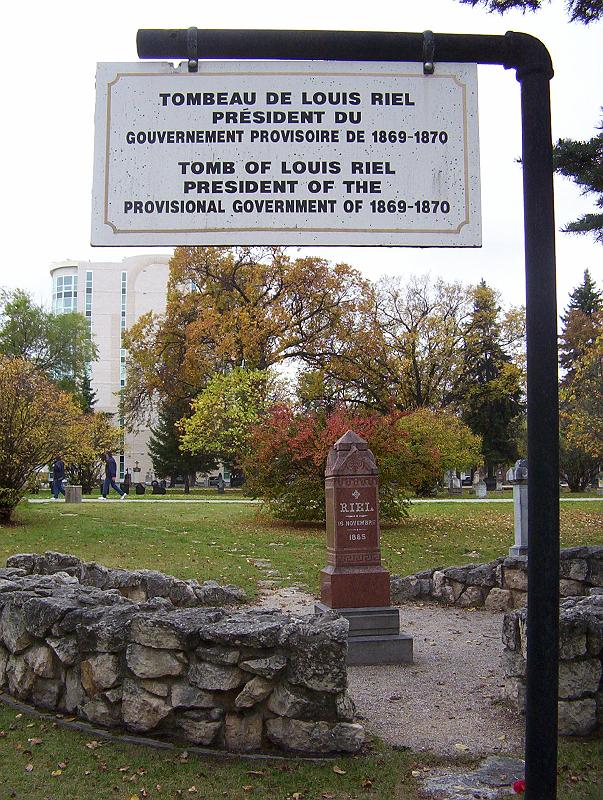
xmin=184 ymin=475 xmax=190 ymax=494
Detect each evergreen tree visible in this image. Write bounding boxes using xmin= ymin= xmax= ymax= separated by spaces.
xmin=559 ymin=269 xmax=603 ymax=377
xmin=458 ymin=0 xmax=602 ymax=25
xmin=553 ymin=115 xmax=603 ymax=244
xmin=458 ymin=281 xmax=524 ymax=471
xmin=558 ymin=272 xmax=603 ymax=490
xmin=148 ymin=404 xmax=217 ymax=492
xmin=77 ymin=372 xmax=97 ymax=414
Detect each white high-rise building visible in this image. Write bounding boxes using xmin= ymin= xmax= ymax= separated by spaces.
xmin=50 ymin=254 xmax=171 ymax=482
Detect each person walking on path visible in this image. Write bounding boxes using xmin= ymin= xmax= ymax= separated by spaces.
xmin=100 ymin=452 xmax=126 ymax=500
xmin=51 ymin=455 xmax=66 ymax=500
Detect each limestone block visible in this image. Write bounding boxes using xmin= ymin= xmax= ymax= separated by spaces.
xmin=267 ymin=682 xmax=337 ymax=720
xmin=120 ymin=585 xmax=147 ymax=603
xmin=0 ymin=644 xmax=8 ymax=685
xmin=200 ymin=610 xmax=292 ymax=649
xmin=81 ymin=653 xmax=121 ymax=695
xmin=171 ymin=681 xmax=217 ymax=709
xmin=558 ymin=698 xmax=597 ymax=736
xmin=239 ymin=654 xmax=287 ymax=679
xmin=188 ymin=661 xmax=246 ymax=691
xmin=129 ymin=608 xmax=226 ymax=650
xmin=503 ymin=677 xmax=526 ymax=712
xmin=457 ymin=586 xmax=485 ymax=608
xmin=31 ymin=677 xmax=62 ymax=709
xmin=133 ymin=679 xmax=166 ymax=697
xmin=24 ymin=644 xmax=57 ymax=678
xmin=5 ymin=554 xmax=38 ymax=573
xmin=485 ymin=588 xmax=514 ymax=612
xmin=596 ymin=689 xmax=603 ymax=727
xmin=511 ymin=591 xmax=527 ymax=609
xmin=280 ymin=617 xmax=348 ymax=694
xmin=224 ymin=711 xmax=263 ymax=752
xmin=122 ymin=679 xmax=172 ymax=732
xmin=126 ymin=643 xmax=187 ymax=679
xmin=502 ymin=613 xmax=520 ymax=651
xmin=194 ymin=581 xmax=246 ymax=606
xmin=559 ymin=579 xmax=586 ymax=598
xmin=1 ymin=605 xmax=33 ymax=653
xmin=75 ymin=605 xmax=139 ymax=653
xmin=431 ymin=571 xmax=457 ymax=604
xmin=587 ymin=624 xmax=602 ymax=657
xmin=265 ymin=718 xmax=364 ymax=753
xmin=22 ymin=594 xmax=82 ymax=638
xmin=46 ymin=635 xmax=78 ymax=666
xmin=560 ymin=559 xmax=588 ymax=582
xmin=195 ymin=644 xmax=239 ymax=665
xmin=104 ymin=686 xmax=123 ymax=704
xmin=6 ymin=654 xmax=34 ymax=699
xmin=587 ymin=558 xmax=603 ymax=587
xmin=503 ymin=569 xmax=528 ymax=592
xmin=559 ymin=626 xmax=588 ymax=660
xmin=444 ymin=561 xmax=500 ymax=589
xmin=234 ymin=676 xmax=274 ymax=708
xmin=63 ymin=666 xmax=86 ymax=712
xmin=390 ymin=575 xmax=422 ymax=602
xmin=502 ymin=649 xmax=526 ymax=679
xmin=81 ymin=696 xmax=122 ymax=728
xmin=177 ymin=710 xmax=223 ymax=745
xmin=558 ymin=658 xmax=602 ymax=700
xmin=336 ymin=691 xmax=356 ymax=722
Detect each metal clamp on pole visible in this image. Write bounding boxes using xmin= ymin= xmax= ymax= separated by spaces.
xmin=422 ymin=30 xmax=435 ymax=74
xmin=187 ymin=26 xmax=199 ymax=72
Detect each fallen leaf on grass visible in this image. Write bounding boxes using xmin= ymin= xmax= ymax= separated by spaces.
xmin=27 ymin=738 xmax=43 ymax=746
xmin=246 ymin=770 xmax=265 ymax=777
xmin=51 ymin=769 xmax=62 ymax=777
xmin=86 ymin=740 xmax=102 ymax=749
xmin=332 ymin=765 xmax=346 ymax=774
xmin=454 ymin=743 xmax=470 ymax=752
xmin=361 ymin=777 xmax=374 ymax=788
xmin=25 ymin=764 xmax=33 ymax=773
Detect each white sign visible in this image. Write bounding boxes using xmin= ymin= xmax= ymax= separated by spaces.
xmin=92 ymin=61 xmax=481 ymax=247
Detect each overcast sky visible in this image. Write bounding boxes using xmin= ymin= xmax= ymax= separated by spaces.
xmin=1 ymin=0 xmax=600 ymax=312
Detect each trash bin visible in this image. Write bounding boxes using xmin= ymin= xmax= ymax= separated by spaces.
xmin=65 ymin=485 xmax=82 ymax=504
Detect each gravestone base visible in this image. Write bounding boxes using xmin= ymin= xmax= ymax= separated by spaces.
xmin=509 ymin=544 xmax=528 ymax=558
xmin=320 ymin=565 xmax=391 ymax=609
xmin=315 ymin=602 xmax=413 ymax=665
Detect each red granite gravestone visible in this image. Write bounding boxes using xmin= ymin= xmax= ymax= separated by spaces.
xmin=320 ymin=430 xmax=391 ymax=608
xmin=317 ymin=430 xmax=413 ymax=665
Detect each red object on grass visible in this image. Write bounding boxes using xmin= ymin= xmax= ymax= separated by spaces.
xmin=513 ymin=779 xmax=526 ymax=793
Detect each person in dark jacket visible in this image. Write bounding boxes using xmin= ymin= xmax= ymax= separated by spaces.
xmin=51 ymin=456 xmax=66 ymax=500
xmin=100 ymin=452 xmax=126 ymax=500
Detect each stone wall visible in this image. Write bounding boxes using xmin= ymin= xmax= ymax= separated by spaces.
xmin=502 ymin=595 xmax=603 ymax=735
xmin=390 ymin=546 xmax=603 ymax=611
xmin=6 ymin=551 xmax=246 ymax=608
xmin=0 ymin=556 xmax=364 ymax=754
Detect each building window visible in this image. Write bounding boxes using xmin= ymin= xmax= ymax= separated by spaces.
xmin=120 ymin=348 xmax=126 ymax=388
xmin=52 ymin=274 xmax=78 ymax=315
xmin=120 ymin=271 xmax=127 ymax=333
xmin=85 ymin=270 xmax=93 ymax=329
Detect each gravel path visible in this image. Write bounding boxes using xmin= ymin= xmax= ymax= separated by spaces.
xmin=257 ymin=588 xmax=524 ymax=758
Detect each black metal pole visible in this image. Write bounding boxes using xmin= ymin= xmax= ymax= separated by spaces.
xmin=518 ymin=67 xmax=560 ymax=800
xmin=135 ymin=29 xmax=560 ymax=797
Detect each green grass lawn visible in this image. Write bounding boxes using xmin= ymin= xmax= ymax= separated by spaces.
xmin=1 ymin=498 xmax=602 ymax=799
xmin=3 ymin=499 xmax=602 ymax=597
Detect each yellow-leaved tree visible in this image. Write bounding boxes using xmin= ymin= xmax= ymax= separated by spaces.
xmin=0 ymin=356 xmax=81 ymax=522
